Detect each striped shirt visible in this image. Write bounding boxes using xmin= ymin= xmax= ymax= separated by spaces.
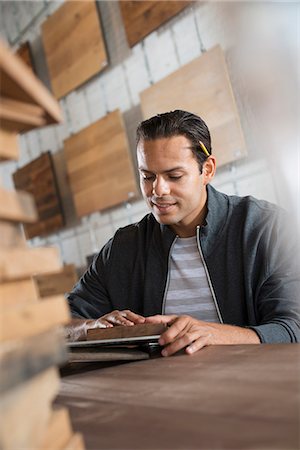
xmin=164 ymin=236 xmax=220 ymax=323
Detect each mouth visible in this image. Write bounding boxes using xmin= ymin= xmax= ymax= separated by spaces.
xmin=151 ymin=201 xmax=177 ymax=213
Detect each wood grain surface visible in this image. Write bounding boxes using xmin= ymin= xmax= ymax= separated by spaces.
xmin=15 ymin=41 xmax=35 ymax=73
xmin=64 ymin=110 xmax=138 ymax=217
xmin=33 ymin=264 xmax=78 ymax=298
xmin=0 ymin=367 xmax=59 ymax=450
xmin=120 ymin=1 xmax=192 ymax=47
xmin=0 ymin=330 xmax=67 ymax=394
xmin=0 ymin=246 xmax=61 ymax=282
xmin=0 ymin=186 xmax=37 ymax=223
xmin=0 ymin=220 xmax=26 ymax=248
xmin=56 ymin=344 xmax=300 ymax=450
xmin=140 ymin=45 xmax=247 ymax=167
xmin=13 ymin=151 xmax=65 ymax=239
xmin=68 ymin=347 xmax=150 ymax=363
xmin=0 ymin=128 xmax=19 ymax=161
xmin=0 ymin=39 xmax=62 ymax=132
xmin=39 ymin=408 xmax=73 ymax=450
xmin=87 ymin=323 xmax=166 ymax=341
xmin=42 ymin=0 xmax=108 ymax=99
xmin=0 ymin=278 xmax=38 ymax=308
xmin=0 ymin=295 xmax=70 ymax=342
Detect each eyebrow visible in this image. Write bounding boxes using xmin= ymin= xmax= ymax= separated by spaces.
xmin=138 ymin=166 xmax=185 ymax=173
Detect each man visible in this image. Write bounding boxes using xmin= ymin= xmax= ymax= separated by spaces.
xmin=66 ymin=110 xmax=300 ymax=355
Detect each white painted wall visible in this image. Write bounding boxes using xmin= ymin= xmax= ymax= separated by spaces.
xmin=0 ymin=1 xmax=298 ymax=270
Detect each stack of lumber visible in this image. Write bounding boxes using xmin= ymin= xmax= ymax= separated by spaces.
xmin=33 ymin=264 xmax=78 ymax=298
xmin=0 ymin=39 xmax=85 ymax=450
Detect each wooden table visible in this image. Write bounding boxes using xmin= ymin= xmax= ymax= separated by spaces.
xmin=56 ymin=345 xmax=300 ymax=450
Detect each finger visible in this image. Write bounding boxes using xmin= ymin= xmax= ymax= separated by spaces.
xmin=186 ymin=336 xmax=210 ymax=354
xmin=109 ymin=316 xmax=135 ymax=326
xmin=96 ymin=319 xmax=113 ymax=328
xmin=161 ymin=330 xmax=200 ymax=357
xmin=159 ymin=316 xmax=190 ymax=345
xmin=122 ymin=310 xmax=146 ymax=324
xmin=145 ymin=314 xmax=178 ymax=324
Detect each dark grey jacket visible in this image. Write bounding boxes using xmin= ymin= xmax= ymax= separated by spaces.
xmin=68 ymin=185 xmax=300 ymax=343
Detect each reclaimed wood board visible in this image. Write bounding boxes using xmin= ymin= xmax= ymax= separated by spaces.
xmin=0 ymin=330 xmax=67 ymax=394
xmin=68 ymin=347 xmax=150 ymax=363
xmin=40 ymin=408 xmax=73 ymax=450
xmin=0 ymin=295 xmax=70 ymax=342
xmin=0 ymin=40 xmax=62 ymax=132
xmin=15 ymin=41 xmax=35 ymax=73
xmin=0 ymin=128 xmax=19 ymax=161
xmin=87 ymin=323 xmax=166 ymax=341
xmin=140 ymin=45 xmax=247 ymax=167
xmin=0 ymin=278 xmax=38 ymax=308
xmin=13 ymin=151 xmax=65 ymax=239
xmin=0 ymin=186 xmax=37 ymax=223
xmin=0 ymin=246 xmax=61 ymax=282
xmin=0 ymin=367 xmax=59 ymax=450
xmin=119 ymin=1 xmax=193 ymax=47
xmin=64 ymin=110 xmax=138 ymax=217
xmin=0 ymin=220 xmax=26 ymax=248
xmin=33 ymin=264 xmax=78 ymax=298
xmin=62 ymin=433 xmax=85 ymax=450
xmin=41 ymin=0 xmax=108 ymax=99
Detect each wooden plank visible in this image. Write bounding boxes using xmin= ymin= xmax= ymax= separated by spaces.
xmin=119 ymin=1 xmax=192 ymax=48
xmin=0 ymin=96 xmax=47 ymax=132
xmin=0 ymin=278 xmax=38 ymax=308
xmin=0 ymin=295 xmax=70 ymax=342
xmin=0 ymin=330 xmax=67 ymax=394
xmin=87 ymin=323 xmax=166 ymax=341
xmin=63 ymin=433 xmax=85 ymax=450
xmin=0 ymin=246 xmax=61 ymax=282
xmin=15 ymin=41 xmax=35 ymax=73
xmin=0 ymin=186 xmax=37 ymax=223
xmin=13 ymin=151 xmax=65 ymax=239
xmin=0 ymin=128 xmax=19 ymax=161
xmin=41 ymin=0 xmax=108 ymax=99
xmin=0 ymin=220 xmax=26 ymax=248
xmin=0 ymin=40 xmax=62 ymax=125
xmin=68 ymin=347 xmax=150 ymax=363
xmin=40 ymin=408 xmax=73 ymax=450
xmin=0 ymin=367 xmax=60 ymax=450
xmin=33 ymin=264 xmax=78 ymax=298
xmin=140 ymin=45 xmax=247 ymax=167
xmin=64 ymin=110 xmax=138 ymax=217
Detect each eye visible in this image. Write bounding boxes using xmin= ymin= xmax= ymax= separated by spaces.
xmin=142 ymin=174 xmax=155 ymax=181
xmin=169 ymin=175 xmax=182 ymax=181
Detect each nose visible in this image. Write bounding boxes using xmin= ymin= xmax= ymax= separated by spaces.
xmin=152 ymin=176 xmax=170 ymax=197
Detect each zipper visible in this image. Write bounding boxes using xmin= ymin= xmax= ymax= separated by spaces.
xmin=161 ymin=236 xmax=178 ymax=314
xmin=196 ymin=226 xmax=224 ymax=324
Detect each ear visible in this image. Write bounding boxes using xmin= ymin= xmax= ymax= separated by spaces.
xmin=202 ymin=156 xmax=216 ymax=185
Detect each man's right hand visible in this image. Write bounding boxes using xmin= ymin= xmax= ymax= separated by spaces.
xmin=65 ymin=310 xmax=145 ymax=342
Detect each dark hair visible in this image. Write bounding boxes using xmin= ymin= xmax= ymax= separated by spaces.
xmin=136 ymin=110 xmax=211 ymax=172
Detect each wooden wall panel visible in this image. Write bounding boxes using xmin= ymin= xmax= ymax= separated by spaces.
xmin=41 ymin=0 xmax=108 ymax=99
xmin=140 ymin=45 xmax=247 ymax=167
xmin=119 ymin=1 xmax=193 ymax=47
xmin=13 ymin=151 xmax=64 ymax=239
xmin=64 ymin=110 xmax=138 ymax=218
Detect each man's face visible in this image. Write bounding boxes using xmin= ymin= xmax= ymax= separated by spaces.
xmin=137 ymin=135 xmax=213 ymax=237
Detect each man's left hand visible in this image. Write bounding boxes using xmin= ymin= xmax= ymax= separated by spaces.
xmin=145 ymin=314 xmax=260 ymax=356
